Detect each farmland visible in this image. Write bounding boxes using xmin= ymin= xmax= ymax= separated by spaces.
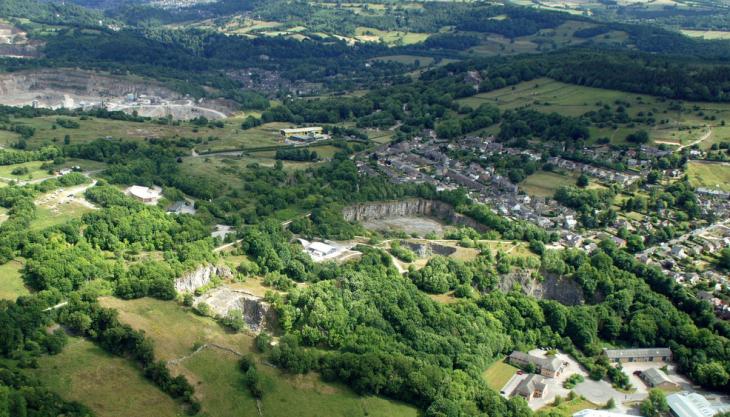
xmin=458 ymin=78 xmax=730 ymax=147
xmin=1 ymin=116 xmax=290 ymax=152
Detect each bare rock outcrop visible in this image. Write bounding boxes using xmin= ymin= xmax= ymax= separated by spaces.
xmin=343 ymin=198 xmax=486 ymax=231
xmin=499 ymin=271 xmax=585 ymax=306
xmin=194 ymin=287 xmax=275 ymax=333
xmin=174 ymin=264 xmax=233 ymax=293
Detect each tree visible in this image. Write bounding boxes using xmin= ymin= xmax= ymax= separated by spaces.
xmin=719 ymin=248 xmax=730 ymax=270
xmin=577 ymin=174 xmax=589 ymax=188
xmin=695 ymin=362 xmax=730 ymax=388
xmin=640 ymin=389 xmax=668 ymax=417
xmin=626 ymin=130 xmax=650 ymax=144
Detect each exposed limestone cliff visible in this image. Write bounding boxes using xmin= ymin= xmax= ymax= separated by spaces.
xmin=499 ymin=271 xmax=585 ymax=306
xmin=174 ymin=264 xmax=233 ymax=294
xmin=343 ymin=198 xmax=486 ymax=231
xmin=194 ymin=287 xmax=275 ymax=333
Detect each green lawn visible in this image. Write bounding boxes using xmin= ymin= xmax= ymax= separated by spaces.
xmin=99 ymin=297 xmax=418 ymax=417
xmin=29 ymin=337 xmax=184 ymax=417
xmin=482 ymin=359 xmax=518 ymax=391
xmin=520 ymin=170 xmax=577 ymax=197
xmin=538 ymin=397 xmax=601 ymax=417
xmin=0 ymin=259 xmax=28 ymax=300
xmin=687 ymin=161 xmax=730 ymax=192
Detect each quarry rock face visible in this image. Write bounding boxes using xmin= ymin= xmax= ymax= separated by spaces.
xmin=342 ymin=198 xmax=486 ymax=231
xmin=499 ymin=271 xmax=585 ymax=306
xmin=194 ymin=287 xmax=275 ymax=333
xmin=174 ymin=264 xmax=233 ymax=293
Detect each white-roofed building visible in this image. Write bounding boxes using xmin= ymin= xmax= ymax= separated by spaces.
xmin=573 ymin=410 xmax=635 ymax=417
xmin=126 ymin=185 xmax=161 ymax=203
xmin=307 ymin=241 xmax=337 ymax=258
xmin=667 ymin=392 xmax=730 ymax=417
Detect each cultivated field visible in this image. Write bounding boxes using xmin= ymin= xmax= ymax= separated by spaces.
xmin=687 ymin=161 xmax=730 ymax=192
xmin=459 ymin=78 xmax=730 ymax=147
xmin=98 ymin=297 xmax=418 ymax=417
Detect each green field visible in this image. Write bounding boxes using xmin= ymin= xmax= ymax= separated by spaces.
xmin=482 ymin=359 xmax=518 ymax=391
xmin=30 ymin=337 xmax=184 ymax=417
xmin=0 ymin=161 xmax=50 ymax=181
xmin=520 ymin=170 xmax=578 ymax=197
xmin=98 ymin=297 xmax=418 ymax=417
xmin=687 ymin=161 xmax=730 ymax=192
xmin=458 ymin=78 xmax=730 ymax=146
xmin=1 ymin=116 xmax=291 ymax=152
xmin=681 ymin=29 xmax=730 ymax=40
xmin=0 ymin=259 xmax=28 ymax=300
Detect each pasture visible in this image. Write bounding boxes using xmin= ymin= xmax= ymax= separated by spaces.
xmin=1 ymin=116 xmax=290 ymax=152
xmin=30 ymin=337 xmax=183 ymax=417
xmin=99 ymin=297 xmax=418 ymax=417
xmin=458 ymin=78 xmax=730 ymax=146
xmin=687 ymin=161 xmax=730 ymax=192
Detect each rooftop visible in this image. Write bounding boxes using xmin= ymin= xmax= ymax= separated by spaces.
xmin=642 ymin=367 xmax=674 ymax=386
xmin=573 ymin=410 xmax=635 ymax=417
xmin=603 ymin=348 xmax=671 ymax=359
xmin=516 ymin=374 xmax=545 ymax=397
xmin=667 ymin=392 xmax=730 ymax=417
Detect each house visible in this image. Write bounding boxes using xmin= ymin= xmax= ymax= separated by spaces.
xmin=667 ymin=392 xmax=730 ymax=417
xmin=508 ymin=351 xmax=566 ymax=378
xmin=641 ymin=368 xmax=678 ymax=389
xmin=602 ymin=348 xmax=672 ymax=363
xmin=126 ymin=185 xmax=161 ymax=203
xmin=515 ymin=374 xmax=547 ymax=400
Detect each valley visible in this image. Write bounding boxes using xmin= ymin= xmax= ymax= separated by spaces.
xmin=1 ymin=1 xmax=730 ymax=417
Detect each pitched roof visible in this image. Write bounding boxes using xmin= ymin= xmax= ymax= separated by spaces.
xmin=667 ymin=392 xmax=730 ymax=417
xmin=603 ymin=348 xmax=671 ymax=359
xmin=509 ymin=351 xmax=563 ymax=372
xmin=516 ymin=374 xmax=545 ymax=397
xmin=642 ymin=368 xmax=675 ymax=386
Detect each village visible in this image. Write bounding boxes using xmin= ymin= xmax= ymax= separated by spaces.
xmin=357 ymin=132 xmax=730 ymax=321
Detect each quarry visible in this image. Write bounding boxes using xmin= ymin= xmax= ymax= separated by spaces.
xmin=0 ymin=69 xmax=235 ymax=120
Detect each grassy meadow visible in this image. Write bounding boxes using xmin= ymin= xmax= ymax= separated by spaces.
xmin=520 ymin=170 xmax=578 ymax=198
xmin=0 ymin=116 xmax=291 ymax=152
xmin=0 ymin=258 xmax=28 ymax=300
xmin=30 ymin=337 xmax=184 ymax=417
xmin=97 ymin=297 xmax=418 ymax=417
xmin=687 ymin=161 xmax=730 ymax=192
xmin=459 ymin=78 xmax=730 ymax=146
